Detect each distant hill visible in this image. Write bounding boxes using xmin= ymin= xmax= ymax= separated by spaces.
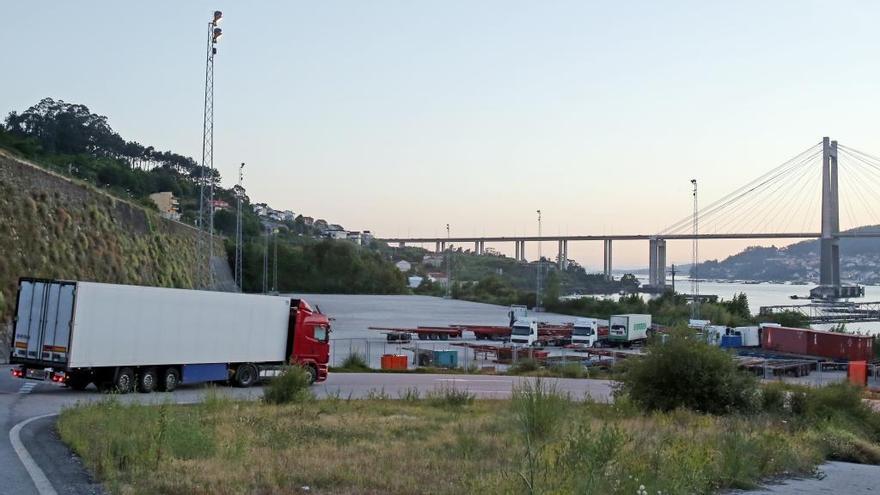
xmin=694 ymin=225 xmax=880 ymax=284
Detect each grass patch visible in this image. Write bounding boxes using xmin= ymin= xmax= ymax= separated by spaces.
xmin=57 ymin=381 xmax=880 ymax=495
xmin=336 ymin=352 xmax=371 ymax=372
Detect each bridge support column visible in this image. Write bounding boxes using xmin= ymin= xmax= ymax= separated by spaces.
xmin=474 ymin=241 xmax=480 ymax=254
xmin=557 ymin=240 xmax=568 ymax=269
xmin=820 ymin=137 xmax=840 ymax=288
xmin=441 ymin=241 xmax=446 ymax=253
xmin=435 ymin=241 xmax=441 ymax=253
xmin=603 ymin=239 xmax=613 ymax=280
xmin=479 ymin=241 xmax=485 ymax=255
xmin=656 ymin=239 xmax=667 ymax=288
xmin=398 ymin=242 xmax=405 ymax=248
xmin=648 ymin=239 xmax=657 ymax=287
xmin=518 ymin=241 xmax=526 ymax=262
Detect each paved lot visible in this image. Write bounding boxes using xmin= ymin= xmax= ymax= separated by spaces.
xmin=734 ymin=462 xmax=880 ymax=494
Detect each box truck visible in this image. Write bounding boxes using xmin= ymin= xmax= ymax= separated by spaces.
xmin=9 ymin=278 xmax=330 ymax=393
xmin=608 ymin=314 xmax=651 ymax=346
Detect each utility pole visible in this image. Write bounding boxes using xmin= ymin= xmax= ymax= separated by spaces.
xmin=272 ymin=230 xmax=279 ymax=293
xmin=234 ymin=162 xmax=244 ymax=292
xmin=262 ymin=224 xmax=269 ymax=294
xmin=536 ymin=209 xmax=542 ymax=311
xmin=445 ymin=223 xmax=451 ymax=299
xmin=691 ymin=179 xmax=700 ymax=319
xmin=669 ymin=264 xmax=677 ymax=294
xmin=197 ymin=10 xmax=223 ymax=288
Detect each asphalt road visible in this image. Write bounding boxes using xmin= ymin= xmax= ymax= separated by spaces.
xmin=0 ymin=364 xmax=613 ymax=495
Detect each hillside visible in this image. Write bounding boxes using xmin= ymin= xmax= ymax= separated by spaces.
xmin=695 ymin=225 xmax=880 ymax=284
xmin=0 ymin=149 xmax=212 ymax=360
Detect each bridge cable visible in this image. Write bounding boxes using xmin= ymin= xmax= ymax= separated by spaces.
xmin=659 ymin=142 xmax=822 ymax=235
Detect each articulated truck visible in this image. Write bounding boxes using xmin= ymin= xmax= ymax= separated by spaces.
xmin=9 ymin=278 xmax=330 ymax=393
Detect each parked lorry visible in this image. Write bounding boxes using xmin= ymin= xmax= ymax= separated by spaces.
xmin=570 ymin=318 xmax=609 ymax=347
xmin=608 ymin=314 xmax=652 ymax=346
xmin=509 ymin=319 xmax=539 ymax=346
xmin=9 ymin=278 xmax=330 ymax=393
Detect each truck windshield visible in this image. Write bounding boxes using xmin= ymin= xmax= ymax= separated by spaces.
xmin=314 ymin=325 xmax=330 ymax=342
xmin=511 ymin=326 xmax=531 ymax=336
xmin=573 ymin=327 xmax=593 ymax=336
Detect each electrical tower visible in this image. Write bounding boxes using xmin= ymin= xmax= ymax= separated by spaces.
xmin=690 ymin=179 xmax=700 ymax=319
xmin=234 ymin=162 xmax=244 ymax=291
xmin=197 ymin=10 xmax=223 ymax=288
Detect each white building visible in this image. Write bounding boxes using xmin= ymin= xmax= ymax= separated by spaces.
xmin=395 ymin=260 xmax=412 ymax=272
xmin=408 ymin=276 xmax=424 ymax=288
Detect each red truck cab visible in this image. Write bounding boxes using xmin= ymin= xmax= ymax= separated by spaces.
xmin=288 ymin=299 xmax=330 ymax=383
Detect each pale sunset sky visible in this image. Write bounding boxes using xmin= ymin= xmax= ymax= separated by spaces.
xmin=3 ymin=1 xmax=880 ymax=269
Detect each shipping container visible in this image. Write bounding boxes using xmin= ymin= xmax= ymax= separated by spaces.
xmin=761 ymin=326 xmax=874 ymax=362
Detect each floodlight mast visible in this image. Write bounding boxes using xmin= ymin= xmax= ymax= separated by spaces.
xmin=197 ymin=10 xmax=224 ymax=288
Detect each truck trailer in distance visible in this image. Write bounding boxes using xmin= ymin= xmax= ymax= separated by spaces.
xmin=9 ymin=278 xmax=330 ymax=393
xmin=608 ymin=314 xmax=652 ymax=346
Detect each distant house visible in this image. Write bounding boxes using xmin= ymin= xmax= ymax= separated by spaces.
xmin=423 ymin=254 xmax=444 ymax=268
xmin=148 ymin=192 xmax=181 ymax=221
xmin=395 ymin=260 xmax=412 ymax=272
xmin=282 ymin=210 xmax=296 ymax=222
xmin=325 ymin=229 xmax=347 ymax=240
xmin=301 ymin=216 xmax=314 ymax=226
xmin=211 ymin=199 xmax=230 ymax=211
xmin=361 ymin=230 xmax=374 ymax=245
xmin=346 ymin=231 xmax=362 ymax=244
xmin=328 ymin=223 xmax=344 ymax=232
xmin=314 ymin=219 xmax=329 ymax=231
xmin=408 ymin=276 xmax=423 ymax=289
xmin=252 ymin=203 xmax=269 ymax=216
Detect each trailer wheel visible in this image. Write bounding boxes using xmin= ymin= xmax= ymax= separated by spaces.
xmin=114 ymin=367 xmax=135 ymax=394
xmin=234 ymin=364 xmax=258 ymax=388
xmin=429 ymin=333 xmax=439 ymax=341
xmin=138 ymin=368 xmax=157 ymax=393
xmin=439 ymin=333 xmax=449 ymax=341
xmin=304 ymin=365 xmax=317 ymax=385
xmin=158 ymin=368 xmax=180 ymax=392
xmin=418 ymin=333 xmax=428 ymax=340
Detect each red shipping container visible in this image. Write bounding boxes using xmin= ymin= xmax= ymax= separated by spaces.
xmin=762 ymin=326 xmax=874 ymax=362
xmin=761 ymin=326 xmax=808 ymax=355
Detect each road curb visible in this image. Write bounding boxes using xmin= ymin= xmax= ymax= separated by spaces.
xmin=9 ymin=413 xmax=60 ymax=495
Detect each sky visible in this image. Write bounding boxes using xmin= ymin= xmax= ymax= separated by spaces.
xmin=3 ymin=1 xmax=880 ymax=269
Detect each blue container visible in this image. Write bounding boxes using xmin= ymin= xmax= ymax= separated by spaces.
xmin=720 ymin=335 xmax=742 ymax=349
xmin=433 ymin=350 xmax=459 ymax=368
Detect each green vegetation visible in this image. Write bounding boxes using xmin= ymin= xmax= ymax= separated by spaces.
xmin=58 ymin=377 xmax=880 ymax=494
xmin=618 ymin=328 xmax=757 ymax=414
xmin=338 ymin=353 xmax=371 ymax=372
xmin=262 ymin=366 xmax=314 ymax=405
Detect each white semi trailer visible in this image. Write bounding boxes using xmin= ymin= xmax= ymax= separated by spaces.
xmin=9 ymin=278 xmax=331 ymax=392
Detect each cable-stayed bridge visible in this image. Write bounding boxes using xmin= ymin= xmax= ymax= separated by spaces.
xmin=380 ymin=137 xmax=880 ymax=322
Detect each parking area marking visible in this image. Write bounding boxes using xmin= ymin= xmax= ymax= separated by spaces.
xmin=18 ymin=382 xmax=37 ymax=394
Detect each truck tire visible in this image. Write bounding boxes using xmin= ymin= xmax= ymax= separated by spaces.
xmin=158 ymin=368 xmax=180 ymax=392
xmin=233 ymin=364 xmax=258 ymax=388
xmin=439 ymin=333 xmax=449 ymax=341
xmin=304 ymin=365 xmax=317 ymax=385
xmin=418 ymin=333 xmax=428 ymax=340
xmin=138 ymin=368 xmax=157 ymax=393
xmin=114 ymin=367 xmax=135 ymax=394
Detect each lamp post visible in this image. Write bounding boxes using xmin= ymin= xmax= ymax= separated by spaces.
xmin=197 ymin=10 xmax=224 ymax=288
xmin=234 ymin=162 xmax=244 ymax=291
xmin=691 ymin=179 xmax=700 ymax=319
xmin=445 ymin=223 xmax=451 ymax=299
xmin=536 ymin=209 xmax=542 ymax=311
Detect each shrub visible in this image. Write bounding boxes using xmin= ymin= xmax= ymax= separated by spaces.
xmin=618 ymin=328 xmax=757 ymax=414
xmin=339 ymin=352 xmax=370 ymax=371
xmin=426 ymin=384 xmax=475 ymax=408
xmin=263 ymin=366 xmax=313 ymax=405
xmin=760 ymin=383 xmax=786 ymax=414
xmin=512 ymin=378 xmax=569 ymax=441
xmin=508 ymin=358 xmax=539 ymax=374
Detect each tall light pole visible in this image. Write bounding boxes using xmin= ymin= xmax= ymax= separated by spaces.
xmin=262 ymin=224 xmax=270 ymax=294
xmin=234 ymin=162 xmax=244 ymax=291
xmin=536 ymin=209 xmax=543 ymax=311
xmin=691 ymin=179 xmax=700 ymax=319
xmin=197 ymin=10 xmax=224 ymax=288
xmin=445 ymin=223 xmax=451 ymax=299
xmin=272 ymin=229 xmax=279 ymax=293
